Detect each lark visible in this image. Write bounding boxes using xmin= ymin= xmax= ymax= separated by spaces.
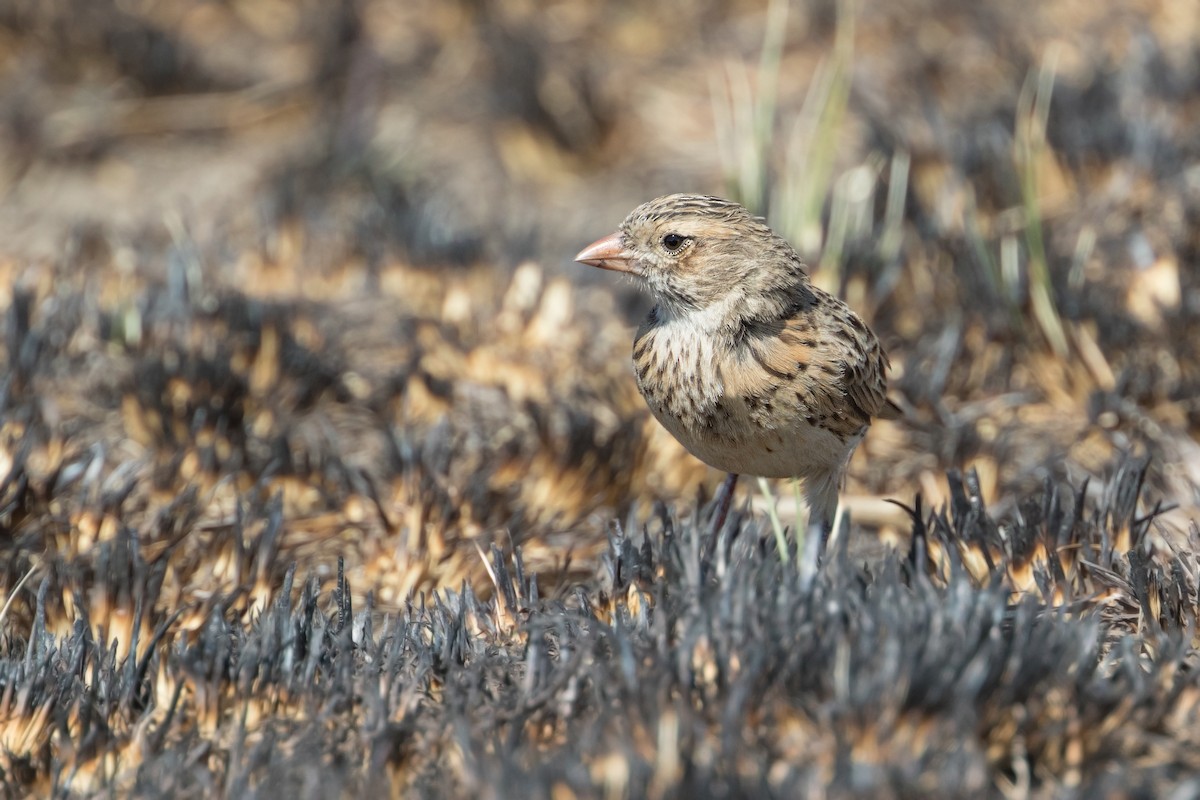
xmin=575 ymin=194 xmax=897 ymax=547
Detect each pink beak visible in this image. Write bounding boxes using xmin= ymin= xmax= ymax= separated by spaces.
xmin=574 ymin=232 xmax=639 ymax=275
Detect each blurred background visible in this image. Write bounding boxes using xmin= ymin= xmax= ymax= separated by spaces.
xmin=2 ymin=0 xmax=1200 ymax=794
xmin=1 ymin=0 xmax=1199 ymax=584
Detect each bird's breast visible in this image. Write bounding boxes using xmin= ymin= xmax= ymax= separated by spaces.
xmin=632 ymin=320 xmax=723 ymax=433
xmin=632 ymin=319 xmax=854 ymax=478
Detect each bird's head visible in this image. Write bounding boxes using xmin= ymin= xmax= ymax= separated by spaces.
xmin=574 ymin=194 xmax=805 ymax=324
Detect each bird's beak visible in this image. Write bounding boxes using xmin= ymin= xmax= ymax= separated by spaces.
xmin=574 ymin=233 xmax=638 ymax=275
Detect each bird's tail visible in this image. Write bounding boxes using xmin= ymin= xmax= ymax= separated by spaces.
xmin=803 ymin=469 xmax=841 ymax=538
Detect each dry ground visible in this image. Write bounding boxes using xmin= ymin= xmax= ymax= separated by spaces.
xmin=1 ymin=0 xmax=1199 ymax=797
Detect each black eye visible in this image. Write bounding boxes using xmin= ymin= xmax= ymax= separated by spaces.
xmin=661 ymin=233 xmax=686 ymax=252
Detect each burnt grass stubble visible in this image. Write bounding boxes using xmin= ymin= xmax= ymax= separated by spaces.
xmin=2 ymin=0 xmax=1200 ymax=795
xmin=2 ymin=395 xmax=1199 ymax=798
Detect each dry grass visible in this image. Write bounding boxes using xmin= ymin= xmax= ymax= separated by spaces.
xmin=1 ymin=0 xmax=1199 ymax=796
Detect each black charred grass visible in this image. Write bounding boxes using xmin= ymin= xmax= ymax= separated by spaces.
xmin=2 ymin=1 xmax=1200 ymax=796
xmin=0 ymin=279 xmax=1196 ymax=797
xmin=0 ymin=449 xmax=1197 ymax=798
xmin=2 ymin=237 xmax=1199 ymax=797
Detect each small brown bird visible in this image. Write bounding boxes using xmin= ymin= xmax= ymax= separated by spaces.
xmin=575 ymin=194 xmax=897 ymax=546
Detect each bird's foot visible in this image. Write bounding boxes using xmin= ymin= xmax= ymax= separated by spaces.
xmin=709 ymin=473 xmax=740 ymax=540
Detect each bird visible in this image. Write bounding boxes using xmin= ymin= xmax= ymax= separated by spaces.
xmin=574 ymin=193 xmax=898 ymax=550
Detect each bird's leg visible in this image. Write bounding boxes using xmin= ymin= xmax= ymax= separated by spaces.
xmin=709 ymin=472 xmax=740 ymax=538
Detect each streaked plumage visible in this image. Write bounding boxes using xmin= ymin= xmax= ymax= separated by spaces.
xmin=575 ymin=194 xmax=896 ymax=539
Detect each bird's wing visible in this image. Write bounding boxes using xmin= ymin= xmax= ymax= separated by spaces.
xmin=837 ymin=332 xmax=893 ymax=423
xmin=737 ymin=303 xmax=894 ymax=440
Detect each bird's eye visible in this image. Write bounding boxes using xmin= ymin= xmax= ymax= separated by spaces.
xmin=661 ymin=233 xmax=686 ymax=252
